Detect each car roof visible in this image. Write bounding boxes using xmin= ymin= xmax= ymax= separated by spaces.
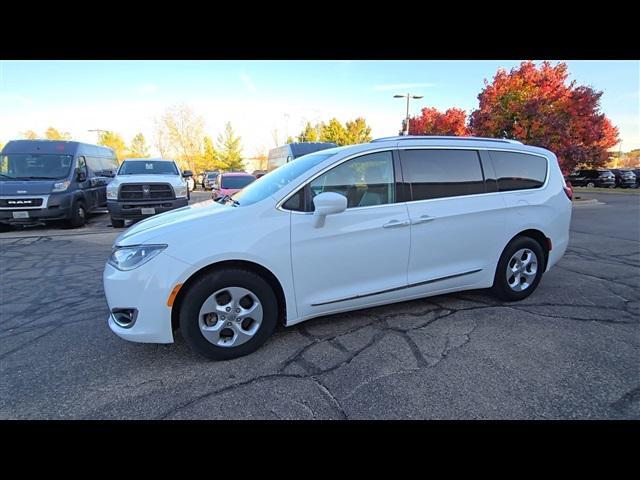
xmin=122 ymin=157 xmax=175 ymax=162
xmin=2 ymin=139 xmax=114 ymax=157
xmin=221 ymin=172 xmax=254 ymax=176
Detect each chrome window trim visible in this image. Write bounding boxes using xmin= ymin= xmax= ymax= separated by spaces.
xmin=276 ymin=145 xmax=551 ymax=214
xmin=0 ymin=194 xmax=50 ymax=210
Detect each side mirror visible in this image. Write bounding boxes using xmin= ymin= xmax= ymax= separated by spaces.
xmin=182 ymin=170 xmax=193 ymax=177
xmin=77 ymin=170 xmax=87 ymax=182
xmin=312 ymin=192 xmax=347 ymax=228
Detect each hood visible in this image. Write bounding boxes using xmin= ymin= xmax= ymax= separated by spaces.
xmin=116 ymin=199 xmax=230 ymax=246
xmin=0 ymin=179 xmax=56 ymax=195
xmin=112 ymin=174 xmax=185 ymax=187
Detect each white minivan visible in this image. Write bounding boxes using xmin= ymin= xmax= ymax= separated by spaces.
xmin=104 ymin=136 xmax=572 ymax=360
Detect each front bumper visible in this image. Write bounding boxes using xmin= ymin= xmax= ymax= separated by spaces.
xmin=107 ymin=198 xmax=188 ymax=220
xmin=103 ymin=251 xmax=193 ymax=343
xmin=617 ymin=179 xmax=636 ymax=187
xmin=0 ymin=193 xmax=73 ymax=224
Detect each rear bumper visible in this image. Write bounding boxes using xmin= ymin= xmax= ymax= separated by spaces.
xmin=107 ymin=198 xmax=188 ymax=219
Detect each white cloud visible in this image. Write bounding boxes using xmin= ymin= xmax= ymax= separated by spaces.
xmin=372 ymin=82 xmax=437 ymax=92
xmin=240 ymin=74 xmax=257 ymax=94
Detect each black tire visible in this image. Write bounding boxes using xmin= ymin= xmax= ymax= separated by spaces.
xmin=491 ymin=236 xmax=545 ymax=302
xmin=0 ymin=223 xmax=12 ymax=232
xmin=111 ymin=217 xmax=125 ymax=228
xmin=65 ymin=200 xmax=86 ymax=228
xmin=179 ymin=268 xmax=278 ymax=360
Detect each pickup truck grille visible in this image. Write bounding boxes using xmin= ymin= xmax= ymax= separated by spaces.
xmin=119 ymin=183 xmax=174 ymax=201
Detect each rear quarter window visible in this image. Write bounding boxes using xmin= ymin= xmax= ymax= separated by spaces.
xmin=488 ymin=151 xmax=547 ymax=191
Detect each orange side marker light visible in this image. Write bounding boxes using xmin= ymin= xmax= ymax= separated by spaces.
xmin=167 ymin=283 xmax=183 ymax=307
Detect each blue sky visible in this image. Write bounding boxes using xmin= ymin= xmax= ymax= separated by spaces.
xmin=1 ymin=60 xmax=638 ymax=155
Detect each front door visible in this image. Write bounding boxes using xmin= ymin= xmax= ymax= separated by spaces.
xmin=289 ymin=150 xmax=411 ymax=319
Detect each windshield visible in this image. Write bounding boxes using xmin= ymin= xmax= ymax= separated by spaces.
xmin=118 ymin=161 xmax=178 ymax=175
xmin=231 ymin=150 xmax=341 ymax=206
xmin=0 ymin=153 xmax=74 ymax=180
xmin=221 ymin=175 xmax=256 ymax=189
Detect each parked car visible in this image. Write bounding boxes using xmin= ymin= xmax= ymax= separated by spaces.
xmin=211 ymin=172 xmax=256 ymax=200
xmin=252 ymin=169 xmax=267 ymax=179
xmin=106 ymin=158 xmax=192 ymax=228
xmin=203 ymin=171 xmax=219 ymax=190
xmin=633 ymin=169 xmax=640 ymax=187
xmin=104 ymin=135 xmax=571 ymax=360
xmin=267 ymin=142 xmax=337 ymax=172
xmin=610 ymin=168 xmax=637 ymax=188
xmin=186 ymin=176 xmax=195 ymax=192
xmin=566 ymin=169 xmax=615 ymax=188
xmin=1 ymin=139 xmax=117 ymax=230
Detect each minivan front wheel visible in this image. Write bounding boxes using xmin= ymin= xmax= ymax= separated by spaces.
xmin=179 ymin=268 xmax=278 ymax=360
xmin=492 ymin=236 xmax=545 ymax=301
xmin=586 ymin=181 xmax=595 ymax=188
xmin=66 ymin=200 xmax=86 ymax=228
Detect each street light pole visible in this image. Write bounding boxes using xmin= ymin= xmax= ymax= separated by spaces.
xmin=394 ymin=93 xmax=424 ymax=135
xmin=88 ymin=129 xmax=110 ymax=142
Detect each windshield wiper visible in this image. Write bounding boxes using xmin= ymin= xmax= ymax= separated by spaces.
xmin=16 ymin=176 xmax=58 ymax=180
xmin=216 ymin=194 xmax=240 ymax=206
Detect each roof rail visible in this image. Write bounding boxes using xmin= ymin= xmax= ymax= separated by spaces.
xmin=371 ymin=135 xmax=522 ymax=145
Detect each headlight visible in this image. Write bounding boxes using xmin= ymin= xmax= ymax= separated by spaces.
xmin=52 ymin=180 xmax=70 ymax=192
xmin=174 ymin=185 xmax=188 ymax=198
xmin=107 ymin=244 xmax=167 ymax=271
xmin=107 ymin=186 xmax=118 ymax=200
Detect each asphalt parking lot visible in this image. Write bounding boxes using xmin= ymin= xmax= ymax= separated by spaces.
xmin=1 ymin=189 xmax=638 ymax=419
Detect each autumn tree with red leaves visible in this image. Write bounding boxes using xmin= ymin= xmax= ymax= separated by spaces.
xmin=408 ymin=107 xmax=470 ymax=136
xmin=469 ymin=61 xmax=619 ymax=173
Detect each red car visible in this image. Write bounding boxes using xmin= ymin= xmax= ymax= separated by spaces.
xmin=211 ymin=172 xmax=256 ymax=200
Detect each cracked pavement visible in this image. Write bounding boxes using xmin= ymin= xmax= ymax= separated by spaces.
xmin=1 ymin=191 xmax=638 ymax=419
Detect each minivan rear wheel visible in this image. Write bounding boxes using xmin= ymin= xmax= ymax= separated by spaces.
xmin=586 ymin=181 xmax=595 ymax=188
xmin=492 ymin=236 xmax=545 ymax=302
xmin=179 ymin=268 xmax=278 ymax=360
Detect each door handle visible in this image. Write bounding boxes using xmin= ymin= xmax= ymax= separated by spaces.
xmin=412 ymin=215 xmax=435 ymax=225
xmin=383 ymin=219 xmax=410 ymax=228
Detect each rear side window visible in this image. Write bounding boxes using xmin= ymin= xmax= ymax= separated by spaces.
xmin=400 ymin=149 xmax=485 ymax=201
xmin=489 ymin=151 xmax=547 ymax=191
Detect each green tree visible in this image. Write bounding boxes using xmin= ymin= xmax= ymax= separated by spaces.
xmin=128 ymin=133 xmax=150 ymax=158
xmin=45 ymin=127 xmax=71 ymax=141
xmin=22 ymin=130 xmax=39 ymax=139
xmin=344 ymin=117 xmax=372 ymax=144
xmin=320 ymin=118 xmax=348 ymax=145
xmin=97 ymin=131 xmax=127 ymax=162
xmin=297 ymin=121 xmax=319 ymax=142
xmin=216 ymin=122 xmax=244 ymax=171
xmin=285 ymin=135 xmax=295 ymax=144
